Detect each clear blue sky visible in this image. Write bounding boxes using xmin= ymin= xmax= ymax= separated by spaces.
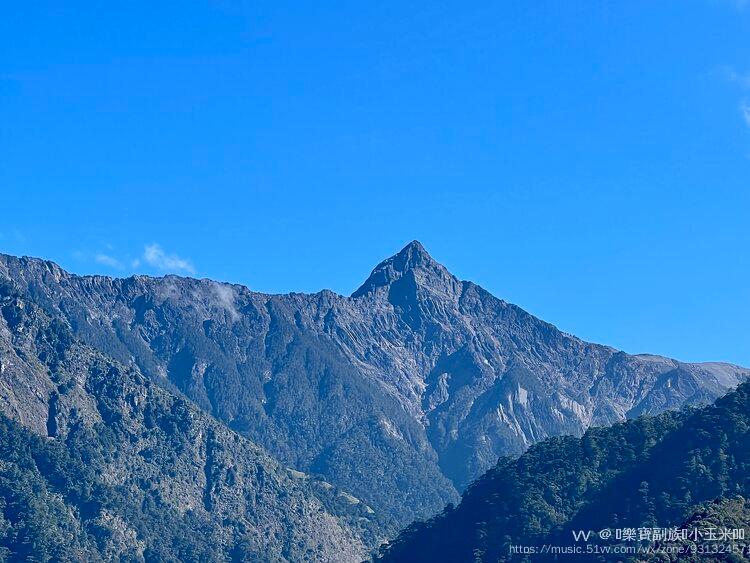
xmin=1 ymin=2 xmax=749 ymax=366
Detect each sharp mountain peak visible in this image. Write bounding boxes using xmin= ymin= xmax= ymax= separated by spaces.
xmin=352 ymin=240 xmax=458 ymax=298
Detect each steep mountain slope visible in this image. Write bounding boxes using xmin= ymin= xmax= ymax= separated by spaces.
xmin=375 ymin=381 xmax=750 ymax=562
xmin=0 ymin=284 xmax=374 ymax=562
xmin=0 ymin=242 xmax=746 ymax=532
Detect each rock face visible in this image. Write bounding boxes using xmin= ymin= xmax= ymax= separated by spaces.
xmin=0 ymin=242 xmax=746 ymax=533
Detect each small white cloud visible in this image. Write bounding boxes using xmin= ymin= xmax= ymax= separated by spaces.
xmin=95 ymin=253 xmax=124 ymax=269
xmin=721 ymin=68 xmax=750 ymax=129
xmin=211 ymin=282 xmax=239 ymax=321
xmin=143 ymin=243 xmax=195 ymax=274
xmin=742 ymin=100 xmax=750 ymax=127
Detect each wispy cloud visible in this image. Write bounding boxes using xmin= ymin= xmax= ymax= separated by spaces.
xmin=720 ymin=66 xmax=750 ymax=129
xmin=211 ymin=282 xmax=239 ymax=321
xmin=95 ymin=253 xmax=124 ymax=269
xmin=742 ymin=101 xmax=750 ymax=127
xmin=142 ymin=243 xmax=195 ymax=274
xmin=80 ymin=243 xmax=196 ymax=275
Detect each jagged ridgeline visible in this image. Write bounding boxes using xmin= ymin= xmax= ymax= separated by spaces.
xmin=376 ymin=381 xmax=750 ymax=562
xmin=0 ymin=284 xmax=376 ymax=562
xmin=0 ymin=243 xmax=748 ymax=561
xmin=0 ymin=243 xmax=746 ymax=538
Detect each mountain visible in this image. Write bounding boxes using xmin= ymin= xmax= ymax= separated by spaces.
xmin=375 ymin=380 xmax=750 ymax=562
xmin=0 ymin=242 xmax=746 ymax=534
xmin=0 ymin=284 xmax=374 ymax=561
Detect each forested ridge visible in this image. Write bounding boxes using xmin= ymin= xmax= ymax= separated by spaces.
xmin=377 ymin=382 xmax=750 ymax=562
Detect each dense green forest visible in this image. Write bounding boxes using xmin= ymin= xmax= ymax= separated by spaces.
xmin=0 ymin=414 xmax=221 ymax=562
xmin=377 ymin=382 xmax=750 ymax=562
xmin=637 ymin=496 xmax=750 ymax=562
xmin=0 ymin=372 xmax=373 ymax=562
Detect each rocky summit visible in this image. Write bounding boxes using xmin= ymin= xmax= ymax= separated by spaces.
xmin=0 ymin=242 xmax=747 ymax=541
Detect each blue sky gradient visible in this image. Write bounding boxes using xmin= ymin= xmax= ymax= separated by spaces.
xmin=1 ymin=2 xmax=749 ymax=365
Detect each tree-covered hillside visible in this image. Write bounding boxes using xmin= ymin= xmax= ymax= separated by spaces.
xmin=377 ymin=382 xmax=750 ymax=562
xmin=638 ymin=496 xmax=750 ymax=562
xmin=0 ymin=282 xmax=374 ymax=562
